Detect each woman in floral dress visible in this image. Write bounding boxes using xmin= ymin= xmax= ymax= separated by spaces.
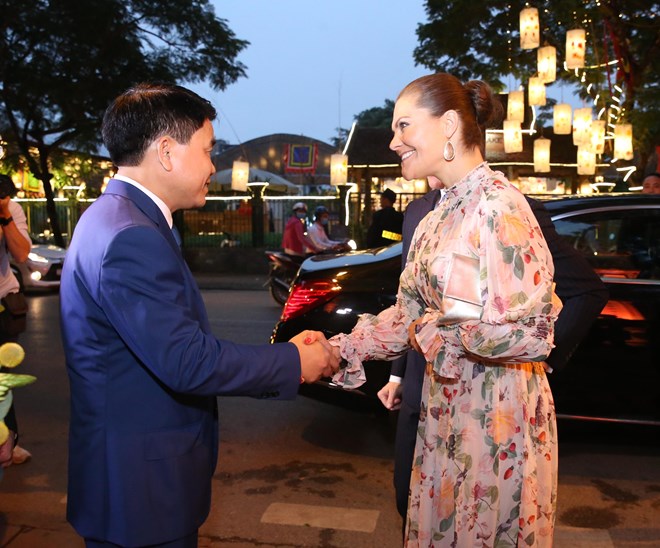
xmin=330 ymin=73 xmax=562 ymax=547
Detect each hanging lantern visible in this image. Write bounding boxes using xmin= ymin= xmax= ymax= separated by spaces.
xmin=566 ymin=29 xmax=586 ymax=69
xmin=553 ymin=104 xmax=572 ymax=134
xmin=503 ymin=120 xmax=523 ymax=153
xmin=577 ymin=146 xmax=596 ymax=175
xmin=572 ymin=108 xmax=592 ymax=146
xmin=528 ymin=77 xmax=546 ymax=106
xmin=507 ymin=90 xmax=525 ymax=122
xmin=537 ymin=45 xmax=557 ymax=83
xmin=589 ymin=120 xmax=606 ymax=154
xmin=330 ymin=153 xmax=348 ymax=185
xmin=231 ymin=160 xmax=249 ymax=192
xmin=520 ymin=7 xmax=540 ymax=50
xmin=534 ymin=138 xmax=551 ymax=172
xmin=613 ymin=124 xmax=633 ymax=160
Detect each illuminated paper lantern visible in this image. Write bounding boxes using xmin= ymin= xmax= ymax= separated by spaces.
xmin=507 ymin=90 xmax=525 ymax=122
xmin=534 ymin=138 xmax=551 ymax=172
xmin=613 ymin=124 xmax=633 ymax=160
xmin=577 ymin=146 xmax=596 ymax=175
xmin=330 ymin=153 xmax=348 ymax=185
xmin=503 ymin=120 xmax=523 ymax=153
xmin=231 ymin=160 xmax=249 ymax=192
xmin=537 ymin=45 xmax=557 ymax=83
xmin=566 ymin=29 xmax=586 ymax=69
xmin=520 ymin=7 xmax=540 ymax=50
xmin=589 ymin=120 xmax=606 ymax=154
xmin=572 ymin=108 xmax=592 ymax=146
xmin=553 ymin=104 xmax=572 ymax=135
xmin=528 ymin=77 xmax=546 ymax=106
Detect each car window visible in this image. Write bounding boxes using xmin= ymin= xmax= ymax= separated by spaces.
xmin=553 ymin=207 xmax=660 ymax=281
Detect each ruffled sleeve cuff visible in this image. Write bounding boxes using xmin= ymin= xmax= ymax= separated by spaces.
xmin=415 ymin=317 xmax=464 ymax=379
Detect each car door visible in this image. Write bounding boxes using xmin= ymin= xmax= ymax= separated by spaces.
xmin=550 ymin=202 xmax=660 ymax=424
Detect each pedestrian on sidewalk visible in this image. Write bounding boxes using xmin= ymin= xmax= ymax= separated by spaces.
xmin=0 ymin=173 xmax=32 ymax=467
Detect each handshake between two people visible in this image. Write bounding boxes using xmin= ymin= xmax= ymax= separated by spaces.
xmin=289 ymin=330 xmax=341 ymax=384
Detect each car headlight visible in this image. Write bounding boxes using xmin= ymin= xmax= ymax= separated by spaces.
xmin=27 ymin=252 xmax=49 ymax=264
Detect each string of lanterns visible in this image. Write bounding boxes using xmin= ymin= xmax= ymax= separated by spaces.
xmin=503 ymin=4 xmax=633 ymax=180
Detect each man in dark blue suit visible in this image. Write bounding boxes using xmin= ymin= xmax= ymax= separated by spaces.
xmin=378 ymin=187 xmax=609 ymax=524
xmin=60 ymin=84 xmax=339 ymax=548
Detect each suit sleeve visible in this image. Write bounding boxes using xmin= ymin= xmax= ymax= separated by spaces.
xmin=390 ymin=200 xmax=425 ymax=377
xmin=528 ymin=199 xmax=609 ymax=371
xmin=99 ymin=225 xmax=301 ymax=398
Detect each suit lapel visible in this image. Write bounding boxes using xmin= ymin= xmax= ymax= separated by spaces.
xmin=105 ymin=179 xmax=181 ymax=255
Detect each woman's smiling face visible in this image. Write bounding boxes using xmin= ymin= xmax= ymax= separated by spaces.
xmin=389 ymin=92 xmax=445 ymax=181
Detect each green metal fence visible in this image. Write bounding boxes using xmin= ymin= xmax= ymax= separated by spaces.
xmin=16 ymin=192 xmax=419 ymax=250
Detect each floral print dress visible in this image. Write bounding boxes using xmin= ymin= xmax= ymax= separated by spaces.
xmin=331 ymin=163 xmax=562 ymax=547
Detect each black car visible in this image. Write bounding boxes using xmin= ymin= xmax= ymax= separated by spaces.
xmin=272 ymin=194 xmax=660 ymax=425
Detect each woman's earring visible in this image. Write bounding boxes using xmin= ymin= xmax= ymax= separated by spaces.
xmin=443 ymin=140 xmax=455 ymax=162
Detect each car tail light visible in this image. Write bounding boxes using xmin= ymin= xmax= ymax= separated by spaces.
xmin=280 ymin=280 xmax=341 ymax=321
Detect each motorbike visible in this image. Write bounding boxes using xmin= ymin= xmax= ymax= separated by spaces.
xmin=264 ymin=250 xmax=305 ymax=305
xmin=265 ymin=241 xmax=356 ymax=305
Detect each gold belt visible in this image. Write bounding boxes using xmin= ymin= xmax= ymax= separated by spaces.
xmin=425 ymin=360 xmax=546 ymax=379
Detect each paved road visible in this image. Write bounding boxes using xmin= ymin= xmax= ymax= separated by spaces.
xmin=1 ymin=289 xmax=659 ymax=547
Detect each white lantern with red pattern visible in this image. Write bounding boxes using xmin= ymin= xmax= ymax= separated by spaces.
xmin=537 ymin=45 xmax=557 ymax=83
xmin=534 ymin=137 xmax=551 ymax=172
xmin=613 ymin=124 xmax=633 ymax=160
xmin=503 ymin=120 xmax=523 ymax=153
xmin=520 ymin=7 xmax=540 ymax=50
xmin=566 ymin=29 xmax=586 ymax=69
xmin=507 ymin=90 xmax=525 ymax=122
xmin=553 ymin=104 xmax=572 ymax=135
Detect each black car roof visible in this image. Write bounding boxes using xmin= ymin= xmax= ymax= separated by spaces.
xmin=538 ymin=193 xmax=660 ymax=216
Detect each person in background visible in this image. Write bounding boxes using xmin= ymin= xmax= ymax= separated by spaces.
xmin=0 ymin=173 xmax=32 ymax=467
xmin=641 ymin=172 xmax=660 ymax=194
xmin=281 ymin=202 xmax=320 ymax=256
xmin=60 ymin=83 xmax=339 ymax=548
xmin=379 ymin=184 xmax=609 ymax=532
xmin=307 ymin=205 xmax=349 ymax=253
xmin=365 ymin=188 xmax=404 ymax=248
xmin=329 ymin=73 xmax=562 ymax=546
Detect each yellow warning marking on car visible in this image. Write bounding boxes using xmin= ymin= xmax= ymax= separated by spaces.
xmin=261 ymin=502 xmax=379 ymax=532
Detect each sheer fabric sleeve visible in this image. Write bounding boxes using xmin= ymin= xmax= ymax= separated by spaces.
xmin=414 ymin=193 xmax=562 ymax=379
xmin=329 ymin=229 xmax=426 ymax=388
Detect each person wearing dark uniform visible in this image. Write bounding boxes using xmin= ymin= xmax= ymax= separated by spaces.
xmin=365 ymin=188 xmax=403 ymax=248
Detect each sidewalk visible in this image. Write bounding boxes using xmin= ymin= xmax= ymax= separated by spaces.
xmin=193 ymin=272 xmax=269 ymax=291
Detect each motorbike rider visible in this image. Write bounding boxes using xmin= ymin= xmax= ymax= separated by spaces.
xmin=281 ymin=202 xmax=320 ymax=257
xmin=307 ymin=206 xmax=349 ymax=253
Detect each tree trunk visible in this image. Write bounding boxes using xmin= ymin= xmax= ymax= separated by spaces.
xmin=37 ymin=148 xmax=65 ymax=248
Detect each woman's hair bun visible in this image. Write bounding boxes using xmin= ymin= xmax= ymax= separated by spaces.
xmin=465 ymin=80 xmax=503 ymax=128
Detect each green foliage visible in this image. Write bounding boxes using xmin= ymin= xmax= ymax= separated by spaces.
xmin=415 ymin=0 xmax=660 ymax=162
xmin=332 ymin=99 xmax=395 ymax=148
xmin=0 ymin=0 xmax=249 ymax=244
xmin=354 ymin=99 xmax=395 ymax=129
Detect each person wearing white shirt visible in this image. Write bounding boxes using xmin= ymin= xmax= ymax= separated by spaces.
xmin=307 ymin=205 xmax=347 ymax=253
